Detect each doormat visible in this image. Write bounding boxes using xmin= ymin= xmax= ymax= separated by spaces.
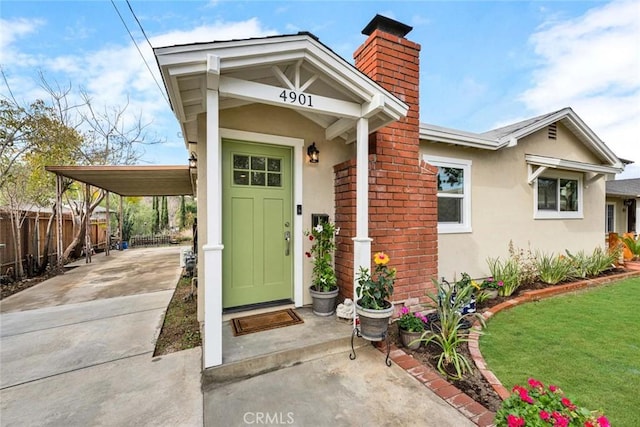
xmin=231 ymin=308 xmax=304 ymax=336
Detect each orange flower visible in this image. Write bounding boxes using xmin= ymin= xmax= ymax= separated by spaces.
xmin=374 ymin=252 xmax=390 ymax=265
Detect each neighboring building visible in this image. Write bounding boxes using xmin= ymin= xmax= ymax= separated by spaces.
xmin=605 ymin=178 xmax=639 ymax=236
xmin=154 ymin=15 xmax=626 ymax=369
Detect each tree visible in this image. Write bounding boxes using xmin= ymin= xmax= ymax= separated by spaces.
xmin=179 ymin=195 xmax=186 ymax=230
xmin=161 ymin=196 xmax=169 ymax=231
xmin=36 ymin=75 xmax=164 ymax=260
xmin=152 ymin=196 xmax=159 ymax=234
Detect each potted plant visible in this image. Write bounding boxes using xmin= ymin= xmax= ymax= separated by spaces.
xmin=480 ymin=277 xmax=503 ymax=299
xmin=397 ymin=306 xmax=427 ymax=350
xmin=355 ymin=252 xmax=396 ymax=340
xmin=305 ymin=221 xmax=339 ymax=316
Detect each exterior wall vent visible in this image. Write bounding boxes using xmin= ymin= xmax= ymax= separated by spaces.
xmin=548 ymin=123 xmax=557 ymax=140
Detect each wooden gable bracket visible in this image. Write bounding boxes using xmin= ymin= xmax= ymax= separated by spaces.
xmin=527 ymin=164 xmax=548 ymax=185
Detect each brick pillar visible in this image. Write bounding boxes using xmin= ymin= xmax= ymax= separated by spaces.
xmin=334 ymin=15 xmax=438 ymax=309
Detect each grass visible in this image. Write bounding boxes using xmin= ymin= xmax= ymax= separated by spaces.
xmin=480 ymin=277 xmax=640 ymax=427
xmin=153 ymin=276 xmax=201 ymax=356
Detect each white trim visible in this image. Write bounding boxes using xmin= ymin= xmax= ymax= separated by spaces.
xmin=203 ymin=89 xmax=222 ymax=368
xmin=423 ymin=155 xmax=472 ymax=234
xmin=533 ymin=170 xmax=583 ymax=220
xmin=220 ymin=128 xmax=305 ymax=308
xmin=606 ymin=202 xmax=615 ymax=234
xmin=525 ymin=154 xmax=622 ymax=175
xmin=420 ymin=123 xmax=505 ymax=150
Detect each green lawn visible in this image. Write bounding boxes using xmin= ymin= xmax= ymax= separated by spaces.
xmin=480 ymin=277 xmax=640 ymax=427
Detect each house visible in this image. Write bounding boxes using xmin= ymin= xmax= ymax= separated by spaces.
xmin=605 ymin=178 xmax=639 ymax=236
xmin=154 ymin=15 xmax=625 ymax=369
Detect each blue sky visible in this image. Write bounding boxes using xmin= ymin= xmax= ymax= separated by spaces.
xmin=1 ymin=0 xmax=639 ymax=178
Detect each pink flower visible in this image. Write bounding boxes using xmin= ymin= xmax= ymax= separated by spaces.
xmin=507 ymin=414 xmax=525 ymax=427
xmin=516 ymin=387 xmax=534 ymax=404
xmin=561 ymin=397 xmax=576 ymax=411
xmin=498 ymin=280 xmax=504 ymax=286
xmin=539 ymin=410 xmax=550 ymax=421
xmin=549 ymin=385 xmax=558 ymax=392
xmin=597 ymin=416 xmax=610 ymax=427
xmin=528 ymin=378 xmax=544 ymax=389
xmin=401 ymin=306 xmax=409 ymax=315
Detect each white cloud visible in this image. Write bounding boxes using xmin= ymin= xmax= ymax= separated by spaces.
xmin=519 ymin=0 xmax=640 ymax=176
xmin=1 ymin=17 xmax=276 ymax=163
xmin=0 ymin=17 xmax=44 ymax=66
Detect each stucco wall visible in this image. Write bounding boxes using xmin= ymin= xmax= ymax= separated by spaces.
xmin=420 ymin=122 xmax=608 ymax=281
xmin=197 ymin=103 xmax=354 ymax=308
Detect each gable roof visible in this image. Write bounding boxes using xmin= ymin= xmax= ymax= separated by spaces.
xmin=606 ymin=178 xmax=640 ymax=198
xmin=420 ymin=107 xmax=624 ymax=171
xmin=154 ymin=32 xmax=409 ymax=145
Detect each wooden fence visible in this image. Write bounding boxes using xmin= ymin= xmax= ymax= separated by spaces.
xmin=0 ymin=208 xmax=107 ymax=277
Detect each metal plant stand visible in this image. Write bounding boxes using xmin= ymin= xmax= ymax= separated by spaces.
xmin=349 ymin=326 xmax=392 ymax=367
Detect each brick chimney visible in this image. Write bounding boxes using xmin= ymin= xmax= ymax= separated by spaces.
xmin=334 ymin=15 xmax=438 ymax=310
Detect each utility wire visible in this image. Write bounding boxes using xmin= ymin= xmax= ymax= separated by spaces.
xmin=110 ymin=0 xmax=170 ymax=106
xmin=126 ymin=0 xmax=153 ymax=51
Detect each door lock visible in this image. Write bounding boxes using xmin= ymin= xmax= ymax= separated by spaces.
xmin=284 ymin=231 xmax=291 ymax=256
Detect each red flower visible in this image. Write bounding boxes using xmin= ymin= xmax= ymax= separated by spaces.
xmin=597 ymin=416 xmax=610 ymax=427
xmin=507 ymin=414 xmax=525 ymax=427
xmin=561 ymin=397 xmax=577 ymax=411
xmin=516 ymin=387 xmax=534 ymax=404
xmin=305 ymin=252 xmax=311 ymax=258
xmin=539 ymin=410 xmax=550 ymax=421
xmin=585 ymin=422 xmax=595 ymax=427
xmin=528 ymin=378 xmax=544 ymax=389
xmin=308 ymin=235 xmax=314 ymax=241
xmin=549 ymin=385 xmax=558 ymax=393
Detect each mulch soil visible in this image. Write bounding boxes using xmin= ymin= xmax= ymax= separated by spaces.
xmin=389 ymin=267 xmax=630 ymax=412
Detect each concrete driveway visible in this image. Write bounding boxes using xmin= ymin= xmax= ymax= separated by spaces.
xmin=0 ymin=246 xmax=203 ymax=427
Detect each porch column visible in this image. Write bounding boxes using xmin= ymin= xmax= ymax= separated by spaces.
xmin=55 ymin=174 xmax=63 ymax=268
xmin=352 ymin=117 xmax=371 ymax=327
xmin=202 ymin=60 xmax=224 ymax=368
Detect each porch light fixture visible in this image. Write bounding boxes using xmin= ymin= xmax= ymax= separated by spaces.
xmin=189 ymin=152 xmax=197 ymax=169
xmin=307 ymin=142 xmax=319 ymax=163
xmin=624 ymin=199 xmax=634 ymax=207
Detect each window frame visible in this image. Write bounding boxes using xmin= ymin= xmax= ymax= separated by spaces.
xmin=606 ymin=203 xmax=615 ymax=234
xmin=533 ymin=171 xmax=583 ymax=219
xmin=423 ymin=154 xmax=472 ymax=234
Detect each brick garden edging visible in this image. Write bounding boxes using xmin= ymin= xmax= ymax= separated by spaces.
xmin=469 ymin=268 xmax=640 ymax=402
xmin=376 ymin=343 xmax=496 ymax=426
xmin=376 ymin=268 xmax=640 ymax=426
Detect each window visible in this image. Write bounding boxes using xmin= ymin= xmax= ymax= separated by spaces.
xmin=423 ymin=155 xmax=472 ymax=233
xmin=232 ymin=154 xmax=282 ymax=187
xmin=606 ymin=203 xmax=615 ymax=233
xmin=534 ymin=172 xmax=583 ymax=219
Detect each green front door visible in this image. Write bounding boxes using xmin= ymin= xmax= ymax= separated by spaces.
xmin=222 ymin=140 xmax=293 ymax=308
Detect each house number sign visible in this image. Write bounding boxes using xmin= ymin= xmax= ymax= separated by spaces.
xmin=279 ymin=90 xmax=314 ymax=107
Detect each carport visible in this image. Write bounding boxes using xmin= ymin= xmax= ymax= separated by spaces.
xmin=45 ymin=165 xmax=194 ymax=266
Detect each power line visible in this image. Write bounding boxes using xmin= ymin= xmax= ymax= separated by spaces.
xmin=110 ymin=0 xmax=170 ymax=107
xmin=126 ymin=0 xmax=153 ymax=52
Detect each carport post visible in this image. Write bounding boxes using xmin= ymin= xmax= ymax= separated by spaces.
xmin=85 ymin=184 xmax=91 ymax=264
xmin=56 ymin=174 xmax=63 ymax=268
xmin=105 ymin=191 xmax=110 ymax=256
xmin=119 ymin=195 xmax=123 ymax=251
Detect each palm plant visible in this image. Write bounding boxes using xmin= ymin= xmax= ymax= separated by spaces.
xmin=420 ymin=278 xmax=484 ymax=380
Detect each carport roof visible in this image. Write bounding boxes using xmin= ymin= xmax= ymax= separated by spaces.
xmin=45 ymin=165 xmax=194 ymax=196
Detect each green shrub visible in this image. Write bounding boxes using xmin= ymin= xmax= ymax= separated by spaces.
xmin=487 ymin=257 xmax=521 ymax=296
xmin=585 ymin=247 xmax=618 ymax=277
xmin=420 ymin=278 xmax=485 ymax=380
xmin=535 ymin=252 xmax=574 ymax=285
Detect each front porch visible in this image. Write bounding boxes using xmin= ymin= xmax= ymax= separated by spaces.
xmin=202 ymin=306 xmax=367 ymax=388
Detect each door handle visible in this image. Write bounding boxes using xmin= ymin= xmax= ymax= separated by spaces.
xmin=284 ymin=231 xmax=291 ymax=256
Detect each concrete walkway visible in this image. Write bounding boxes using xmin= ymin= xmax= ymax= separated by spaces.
xmin=204 ymin=344 xmax=474 ymax=427
xmin=0 ymin=246 xmax=203 ymax=427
